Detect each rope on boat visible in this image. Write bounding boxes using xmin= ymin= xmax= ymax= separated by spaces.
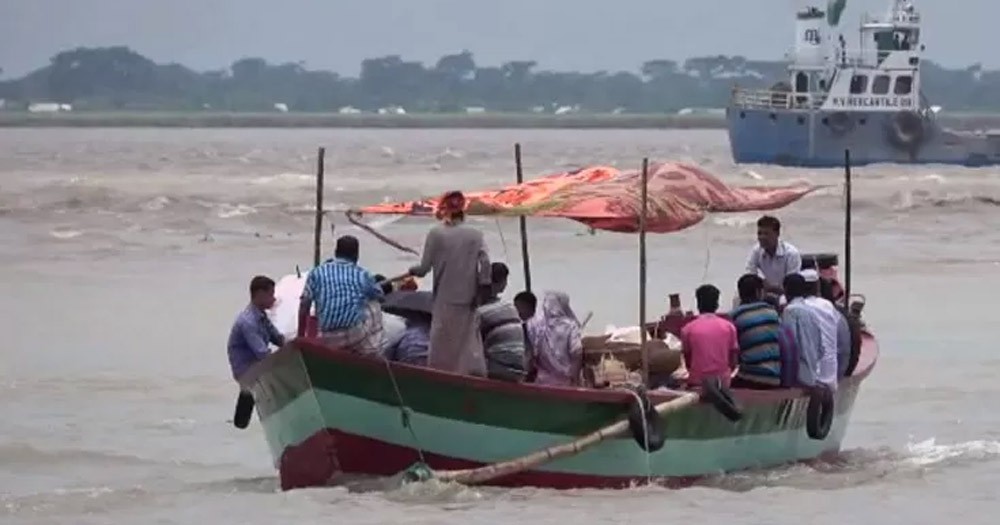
xmin=380 ymin=357 xmax=428 ymax=465
xmin=344 ymin=210 xmax=419 ymax=255
xmin=494 ymin=218 xmax=510 ymax=265
xmin=622 ymin=388 xmax=654 ymax=484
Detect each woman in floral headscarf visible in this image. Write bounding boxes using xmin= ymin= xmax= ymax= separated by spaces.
xmin=526 ymin=291 xmax=584 ymax=386
xmin=406 ymin=191 xmax=492 ymax=376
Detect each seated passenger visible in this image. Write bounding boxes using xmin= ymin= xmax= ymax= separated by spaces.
xmin=781 ymin=274 xmax=835 ymax=392
xmin=730 ymin=274 xmax=783 ymax=389
xmin=820 ymin=277 xmax=861 ymax=377
xmin=681 ymin=284 xmax=739 ymax=389
xmin=514 ymin=291 xmax=538 ymax=382
xmin=525 ymin=291 xmax=582 ymax=386
xmin=298 ymin=235 xmax=385 ymax=355
xmin=385 ymin=315 xmax=431 ymax=366
xmin=477 ymin=263 xmax=527 ymax=382
xmin=801 ymin=269 xmax=848 ymax=380
xmin=513 ymin=291 xmax=537 ymax=322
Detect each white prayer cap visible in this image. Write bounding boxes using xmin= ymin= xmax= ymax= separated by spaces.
xmin=800 ymin=269 xmax=819 ymax=282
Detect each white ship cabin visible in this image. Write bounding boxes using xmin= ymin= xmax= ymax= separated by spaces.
xmin=732 ymin=0 xmax=926 ymax=114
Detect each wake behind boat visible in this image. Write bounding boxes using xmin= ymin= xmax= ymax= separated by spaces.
xmin=728 ymin=0 xmax=1000 ymax=167
xmin=239 ymin=151 xmax=877 ymax=490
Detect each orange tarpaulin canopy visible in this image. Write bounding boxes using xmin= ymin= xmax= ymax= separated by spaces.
xmin=356 ymin=162 xmax=819 ymax=233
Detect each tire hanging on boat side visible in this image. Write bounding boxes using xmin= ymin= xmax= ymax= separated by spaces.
xmin=626 ymin=385 xmax=666 ymax=452
xmin=826 ymin=112 xmax=853 ymax=135
xmin=700 ymin=377 xmax=743 ymax=423
xmin=886 ymin=110 xmax=925 ymax=160
xmin=806 ymin=386 xmax=835 ymax=440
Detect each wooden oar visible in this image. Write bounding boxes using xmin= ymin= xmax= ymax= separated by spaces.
xmin=418 ymin=392 xmax=700 ymax=485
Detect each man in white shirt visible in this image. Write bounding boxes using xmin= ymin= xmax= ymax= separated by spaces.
xmin=745 ymin=215 xmax=802 ymax=296
xmin=801 ymin=269 xmax=851 ymax=380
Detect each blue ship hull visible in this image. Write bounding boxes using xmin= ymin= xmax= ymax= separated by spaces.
xmin=726 ymin=107 xmax=1000 ymax=167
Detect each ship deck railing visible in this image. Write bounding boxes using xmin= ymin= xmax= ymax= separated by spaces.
xmin=729 ymin=87 xmax=826 ymax=110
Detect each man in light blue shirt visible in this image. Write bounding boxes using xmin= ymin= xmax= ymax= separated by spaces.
xmin=781 ymin=273 xmax=836 ymax=392
xmin=227 ymin=275 xmax=284 ymax=380
xmin=745 ymin=215 xmax=802 ymax=296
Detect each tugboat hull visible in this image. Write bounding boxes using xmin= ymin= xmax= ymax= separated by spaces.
xmin=726 ymin=107 xmax=1000 ymax=167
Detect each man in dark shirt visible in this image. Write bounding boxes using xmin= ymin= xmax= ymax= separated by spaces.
xmin=477 ymin=262 xmax=528 ymax=382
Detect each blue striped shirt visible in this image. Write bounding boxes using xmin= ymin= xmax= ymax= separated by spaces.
xmin=303 ymin=258 xmax=383 ymax=331
xmin=730 ymin=301 xmax=782 ymax=386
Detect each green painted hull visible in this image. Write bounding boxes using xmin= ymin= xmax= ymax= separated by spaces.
xmin=241 ymin=334 xmax=878 ymax=489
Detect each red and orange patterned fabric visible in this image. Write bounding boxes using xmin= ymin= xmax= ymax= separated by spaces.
xmin=356 ymin=162 xmax=819 ymax=233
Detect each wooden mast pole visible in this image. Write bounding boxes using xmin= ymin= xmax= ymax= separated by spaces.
xmin=843 ymin=149 xmax=852 ymax=303
xmin=639 ymin=158 xmax=650 ymax=385
xmin=514 ymin=143 xmax=532 ymax=292
xmin=313 ymin=147 xmax=326 ymax=267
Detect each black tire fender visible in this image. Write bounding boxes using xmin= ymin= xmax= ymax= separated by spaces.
xmin=806 ymin=386 xmax=835 ymax=440
xmin=827 ymin=112 xmax=853 ymax=135
xmin=700 ymin=377 xmax=743 ymax=423
xmin=626 ymin=385 xmax=666 ymax=452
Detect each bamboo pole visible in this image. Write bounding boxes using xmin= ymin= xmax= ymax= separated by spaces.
xmin=313 ymin=147 xmax=326 ymax=267
xmin=514 ymin=143 xmax=532 ymax=292
xmin=843 ymin=149 xmax=852 ymax=302
xmin=432 ymin=393 xmax=700 ymax=485
xmin=639 ymin=158 xmax=650 ymax=385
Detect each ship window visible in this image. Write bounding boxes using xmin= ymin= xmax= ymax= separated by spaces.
xmin=849 ymin=74 xmax=868 ymax=94
xmin=872 ymin=75 xmax=891 ymax=95
xmin=894 ymin=75 xmax=913 ymax=95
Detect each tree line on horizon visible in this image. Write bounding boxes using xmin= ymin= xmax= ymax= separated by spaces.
xmin=1 ymin=46 xmax=999 ymax=113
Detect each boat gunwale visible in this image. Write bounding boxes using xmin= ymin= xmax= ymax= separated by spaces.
xmin=241 ymin=329 xmax=878 ymax=407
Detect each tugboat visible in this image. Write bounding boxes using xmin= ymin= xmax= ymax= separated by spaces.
xmin=727 ymin=0 xmax=1000 ymax=167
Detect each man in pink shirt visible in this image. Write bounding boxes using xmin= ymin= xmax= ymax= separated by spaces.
xmin=681 ymin=284 xmax=739 ymax=389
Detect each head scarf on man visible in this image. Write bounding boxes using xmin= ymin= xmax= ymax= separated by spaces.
xmin=435 ymin=190 xmax=466 ymax=225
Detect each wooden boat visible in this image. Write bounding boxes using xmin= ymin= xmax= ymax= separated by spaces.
xmin=242 ymin=331 xmax=876 ymax=490
xmin=239 ymin=150 xmax=876 ymax=491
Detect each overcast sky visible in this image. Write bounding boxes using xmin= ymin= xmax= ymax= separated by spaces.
xmin=0 ymin=0 xmax=991 ymax=78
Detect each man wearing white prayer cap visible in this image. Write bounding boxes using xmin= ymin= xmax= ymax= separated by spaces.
xmin=801 ymin=267 xmax=849 ymax=385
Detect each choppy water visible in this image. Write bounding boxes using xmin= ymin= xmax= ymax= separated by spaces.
xmin=2 ymin=128 xmax=999 ymax=524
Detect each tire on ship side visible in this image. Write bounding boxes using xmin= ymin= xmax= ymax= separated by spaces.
xmin=827 ymin=111 xmax=853 ymax=135
xmin=626 ymin=385 xmax=666 ymax=452
xmin=886 ymin=110 xmax=926 ymax=158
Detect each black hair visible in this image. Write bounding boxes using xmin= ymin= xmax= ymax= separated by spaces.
xmin=783 ymin=273 xmax=808 ymax=299
xmin=513 ymin=290 xmax=537 ymax=309
xmin=757 ymin=215 xmax=781 ymax=234
xmin=334 ymin=235 xmax=360 ymax=262
xmin=249 ymin=275 xmax=275 ymax=296
xmin=491 ymin=262 xmax=510 ymax=284
xmin=737 ymin=273 xmax=764 ymax=304
xmin=695 ymin=284 xmax=721 ymax=314
xmin=819 ymin=277 xmax=836 ymax=302
xmin=373 ymin=274 xmax=393 ymax=295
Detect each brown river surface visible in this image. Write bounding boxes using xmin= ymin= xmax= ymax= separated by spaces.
xmin=1 ymin=128 xmax=999 ymax=524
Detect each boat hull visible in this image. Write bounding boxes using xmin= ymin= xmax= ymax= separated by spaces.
xmin=242 ymin=334 xmax=878 ymax=490
xmin=727 ymin=107 xmax=1000 ymax=167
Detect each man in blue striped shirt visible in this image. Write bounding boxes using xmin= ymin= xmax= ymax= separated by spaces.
xmin=730 ymin=273 xmax=784 ymax=389
xmin=298 ymin=235 xmax=385 ymax=355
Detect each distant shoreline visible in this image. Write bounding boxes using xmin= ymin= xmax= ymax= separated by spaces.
xmin=3 ymin=111 xmax=1000 ymax=130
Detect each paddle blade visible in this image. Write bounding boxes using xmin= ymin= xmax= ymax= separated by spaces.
xmin=233 ymin=391 xmax=255 ymax=429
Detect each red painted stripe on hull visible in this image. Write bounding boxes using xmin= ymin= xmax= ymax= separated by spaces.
xmin=278 ymin=428 xmax=700 ymax=491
